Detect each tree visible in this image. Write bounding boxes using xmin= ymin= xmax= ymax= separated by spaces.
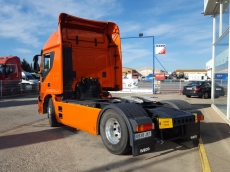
xmin=21 ymin=58 xmax=32 ymax=72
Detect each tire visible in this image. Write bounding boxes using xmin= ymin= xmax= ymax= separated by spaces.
xmin=202 ymin=92 xmax=209 ymax=99
xmin=100 ymin=109 xmax=131 ymax=155
xmin=186 ymin=95 xmax=191 ymax=98
xmin=47 ymin=98 xmax=59 ymax=127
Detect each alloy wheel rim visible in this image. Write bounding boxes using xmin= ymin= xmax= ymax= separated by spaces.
xmin=105 ymin=118 xmax=121 ymax=144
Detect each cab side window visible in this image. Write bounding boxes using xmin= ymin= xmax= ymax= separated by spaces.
xmin=0 ymin=65 xmax=5 ymax=74
xmin=41 ymin=52 xmax=54 ymax=82
xmin=42 ymin=54 xmax=51 ymax=73
xmin=5 ymin=65 xmax=15 ymax=77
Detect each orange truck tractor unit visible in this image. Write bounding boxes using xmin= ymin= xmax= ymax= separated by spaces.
xmin=34 ymin=13 xmax=204 ymax=156
xmin=0 ymin=56 xmax=22 ymax=95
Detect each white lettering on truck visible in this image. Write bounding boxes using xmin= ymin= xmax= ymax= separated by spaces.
xmin=140 ymin=147 xmax=150 ymax=153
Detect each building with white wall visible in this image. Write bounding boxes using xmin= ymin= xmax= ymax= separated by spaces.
xmin=137 ymin=67 xmax=163 ymax=77
xmin=204 ymin=0 xmax=230 ymax=123
xmin=206 ymin=59 xmax=212 ymax=79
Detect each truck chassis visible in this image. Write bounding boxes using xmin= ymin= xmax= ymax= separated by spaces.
xmin=42 ymin=91 xmax=203 ymax=156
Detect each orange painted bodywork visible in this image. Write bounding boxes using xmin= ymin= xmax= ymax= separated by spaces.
xmin=38 ymin=13 xmax=123 ymax=134
xmin=52 ymin=97 xmax=101 ymax=135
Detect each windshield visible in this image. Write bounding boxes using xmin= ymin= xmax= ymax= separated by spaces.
xmin=146 ymin=74 xmax=153 ymax=77
xmin=0 ymin=65 xmax=5 ymax=74
xmin=187 ymin=81 xmax=204 ymax=86
xmin=25 ymin=73 xmax=36 ymax=80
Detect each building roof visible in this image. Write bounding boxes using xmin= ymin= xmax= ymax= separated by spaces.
xmin=204 ymin=0 xmax=219 ymax=15
xmin=137 ymin=67 xmax=153 ymax=71
xmin=204 ymin=0 xmax=229 ymax=16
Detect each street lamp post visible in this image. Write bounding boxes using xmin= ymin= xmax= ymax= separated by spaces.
xmin=121 ymin=34 xmax=155 ymax=93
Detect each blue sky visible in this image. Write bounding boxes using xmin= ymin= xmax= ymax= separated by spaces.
xmin=0 ymin=0 xmax=212 ymax=72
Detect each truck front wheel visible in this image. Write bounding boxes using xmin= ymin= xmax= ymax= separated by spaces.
xmin=47 ymin=99 xmax=59 ymax=127
xmin=100 ymin=109 xmax=131 ymax=155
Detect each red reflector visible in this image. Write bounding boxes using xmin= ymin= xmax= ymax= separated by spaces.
xmin=136 ymin=124 xmax=153 ymax=132
xmin=197 ymin=115 xmax=204 ymax=121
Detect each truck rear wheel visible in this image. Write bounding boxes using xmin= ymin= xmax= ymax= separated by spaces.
xmin=48 ymin=99 xmax=59 ymax=127
xmin=100 ymin=109 xmax=131 ymax=155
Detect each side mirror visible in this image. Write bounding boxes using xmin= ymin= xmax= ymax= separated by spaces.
xmin=33 ymin=55 xmax=40 ymax=72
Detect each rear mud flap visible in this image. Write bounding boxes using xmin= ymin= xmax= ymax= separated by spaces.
xmin=132 ymin=129 xmax=155 ymax=156
xmin=184 ymin=122 xmax=200 ymax=141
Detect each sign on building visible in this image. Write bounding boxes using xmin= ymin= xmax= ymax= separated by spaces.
xmin=155 ymin=44 xmax=166 ymax=54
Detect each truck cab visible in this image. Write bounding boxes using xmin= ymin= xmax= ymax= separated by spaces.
xmin=37 ymin=13 xmax=122 ymax=113
xmin=0 ymin=56 xmax=22 ymax=95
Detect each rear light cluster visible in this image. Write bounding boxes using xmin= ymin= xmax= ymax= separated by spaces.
xmin=136 ymin=123 xmax=154 ymax=132
xmin=194 ymin=87 xmax=201 ymax=92
xmin=195 ymin=115 xmax=204 ymax=122
xmin=193 ymin=113 xmax=204 ymax=122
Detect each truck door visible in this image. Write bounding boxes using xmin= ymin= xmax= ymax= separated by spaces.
xmin=40 ymin=52 xmax=64 ymax=95
xmin=40 ymin=53 xmax=54 ymax=94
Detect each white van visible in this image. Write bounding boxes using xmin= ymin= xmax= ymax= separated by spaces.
xmin=20 ymin=71 xmax=39 ymax=91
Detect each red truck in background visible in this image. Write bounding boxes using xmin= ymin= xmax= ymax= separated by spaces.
xmin=155 ymin=73 xmax=166 ymax=81
xmin=0 ymin=56 xmax=22 ymax=95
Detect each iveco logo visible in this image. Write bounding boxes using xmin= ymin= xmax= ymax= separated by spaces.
xmin=140 ymin=147 xmax=150 ymax=153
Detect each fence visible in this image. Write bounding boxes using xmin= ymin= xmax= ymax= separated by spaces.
xmin=155 ymin=79 xmax=189 ymax=94
xmin=2 ymin=79 xmax=217 ymax=97
xmin=113 ymin=79 xmax=191 ymax=94
xmin=0 ymin=80 xmax=39 ymax=98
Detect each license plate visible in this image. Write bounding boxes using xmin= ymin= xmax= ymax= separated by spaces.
xmin=216 ymin=88 xmax=221 ymax=90
xmin=134 ymin=131 xmax=151 ymax=140
xmin=186 ymin=88 xmax=192 ymax=90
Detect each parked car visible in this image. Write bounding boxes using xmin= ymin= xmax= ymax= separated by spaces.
xmin=19 ymin=71 xmax=39 ymax=92
xmin=30 ymin=72 xmax=40 ymax=80
xmin=143 ymin=74 xmax=154 ymax=82
xmin=182 ymin=81 xmax=225 ymax=99
xmin=140 ymin=76 xmax=146 ymax=82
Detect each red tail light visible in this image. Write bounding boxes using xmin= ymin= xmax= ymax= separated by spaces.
xmin=197 ymin=115 xmax=204 ymax=121
xmin=195 ymin=87 xmax=201 ymax=91
xmin=193 ymin=113 xmax=204 ymax=122
xmin=136 ymin=123 xmax=154 ymax=132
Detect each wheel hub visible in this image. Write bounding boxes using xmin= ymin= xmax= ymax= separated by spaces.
xmin=105 ymin=118 xmax=121 ymax=144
